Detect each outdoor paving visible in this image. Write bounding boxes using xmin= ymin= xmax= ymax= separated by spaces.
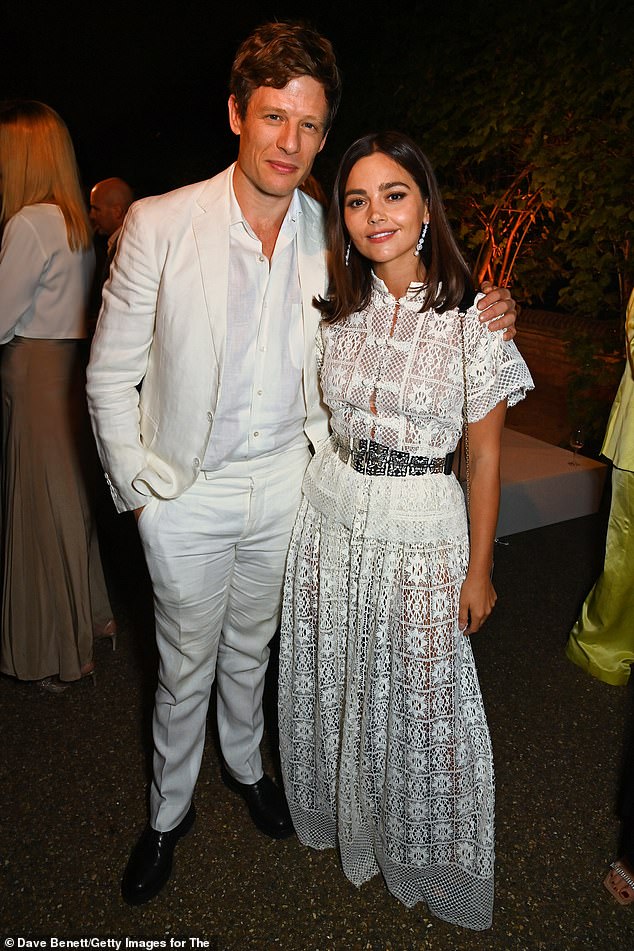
xmin=2 ymin=383 xmax=633 ymax=950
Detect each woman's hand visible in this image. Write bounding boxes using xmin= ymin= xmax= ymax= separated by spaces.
xmin=458 ymin=570 xmax=497 ymax=635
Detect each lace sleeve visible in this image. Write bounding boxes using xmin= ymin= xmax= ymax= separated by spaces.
xmin=462 ymin=306 xmax=534 ymax=423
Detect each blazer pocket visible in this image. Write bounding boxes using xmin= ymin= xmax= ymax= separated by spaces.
xmin=139 ymin=411 xmax=158 ymax=449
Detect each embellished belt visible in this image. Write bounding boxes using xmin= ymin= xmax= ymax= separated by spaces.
xmin=332 ymin=433 xmax=454 ymax=477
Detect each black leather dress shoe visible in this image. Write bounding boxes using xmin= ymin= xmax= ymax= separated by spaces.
xmin=221 ymin=765 xmax=294 ymax=839
xmin=121 ymin=802 xmax=196 ymax=905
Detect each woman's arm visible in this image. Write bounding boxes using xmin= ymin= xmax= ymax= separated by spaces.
xmin=458 ymin=398 xmax=507 ymax=634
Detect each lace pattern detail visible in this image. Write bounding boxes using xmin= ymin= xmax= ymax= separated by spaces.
xmin=279 ymin=481 xmax=495 ymax=930
xmin=319 ymin=283 xmax=533 ymax=456
xmin=303 ymin=437 xmax=466 ymax=544
xmin=279 ymin=282 xmax=529 ymax=930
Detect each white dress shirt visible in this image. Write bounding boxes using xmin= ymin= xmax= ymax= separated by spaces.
xmin=202 ymin=179 xmax=306 ymax=469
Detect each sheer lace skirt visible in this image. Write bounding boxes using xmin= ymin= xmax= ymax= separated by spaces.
xmin=279 ymin=447 xmax=495 ymax=931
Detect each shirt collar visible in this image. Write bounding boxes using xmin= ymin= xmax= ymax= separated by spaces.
xmin=229 ymin=165 xmax=302 ymax=240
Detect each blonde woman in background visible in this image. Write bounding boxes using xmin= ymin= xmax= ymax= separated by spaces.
xmin=0 ymin=100 xmax=114 ymax=693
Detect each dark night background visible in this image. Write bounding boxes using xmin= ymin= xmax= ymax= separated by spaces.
xmin=3 ymin=0 xmax=501 ymax=199
xmin=4 ymin=0 xmax=633 ymax=324
xmin=4 ymin=9 xmax=634 ymax=948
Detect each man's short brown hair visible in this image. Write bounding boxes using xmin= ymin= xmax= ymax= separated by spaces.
xmin=230 ymin=21 xmax=342 ymax=130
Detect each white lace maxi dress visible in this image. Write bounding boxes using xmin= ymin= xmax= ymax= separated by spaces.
xmin=279 ymin=280 xmax=533 ymax=931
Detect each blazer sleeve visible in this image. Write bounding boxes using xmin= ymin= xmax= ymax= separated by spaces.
xmin=86 ymin=202 xmax=159 ymax=512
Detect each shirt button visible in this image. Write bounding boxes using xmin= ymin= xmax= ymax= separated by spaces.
xmin=207 ymin=412 xmax=212 ymax=421
xmin=258 ymin=255 xmax=265 ymax=263
xmin=253 ymin=431 xmax=260 ymax=438
xmin=193 ymin=457 xmax=200 ymax=468
xmin=257 ymin=389 xmax=263 ymax=396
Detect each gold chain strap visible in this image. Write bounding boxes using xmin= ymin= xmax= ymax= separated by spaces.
xmin=459 ymin=310 xmax=470 ymax=518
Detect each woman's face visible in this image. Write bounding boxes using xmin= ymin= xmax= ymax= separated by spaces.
xmin=343 ymin=151 xmax=428 ymax=279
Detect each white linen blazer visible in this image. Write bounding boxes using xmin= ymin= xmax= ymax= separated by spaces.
xmin=86 ymin=165 xmax=330 ymax=513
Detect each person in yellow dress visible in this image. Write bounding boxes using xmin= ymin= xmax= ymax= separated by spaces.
xmin=566 ymin=290 xmax=634 ymax=905
xmin=566 ymin=288 xmax=634 ymax=686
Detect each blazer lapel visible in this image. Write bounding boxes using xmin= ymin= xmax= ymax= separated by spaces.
xmin=297 ymin=192 xmax=328 ymax=364
xmin=192 ymin=176 xmax=327 ymax=397
xmin=191 ymin=166 xmax=234 ymax=374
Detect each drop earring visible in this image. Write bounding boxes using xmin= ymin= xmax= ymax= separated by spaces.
xmin=345 ymin=241 xmax=351 ymax=267
xmin=414 ymin=222 xmax=428 ymax=257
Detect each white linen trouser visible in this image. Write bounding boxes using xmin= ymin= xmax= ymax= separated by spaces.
xmin=136 ymin=445 xmax=310 ymax=831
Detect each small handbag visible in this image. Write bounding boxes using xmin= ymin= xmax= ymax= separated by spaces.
xmin=458 ymin=308 xmax=471 ymax=518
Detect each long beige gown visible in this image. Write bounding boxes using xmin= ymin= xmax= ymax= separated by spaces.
xmin=0 ymin=204 xmax=112 ymax=683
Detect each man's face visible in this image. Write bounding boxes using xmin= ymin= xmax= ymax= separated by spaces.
xmin=229 ymin=76 xmax=329 ymax=201
xmin=89 ymin=186 xmax=120 ymax=236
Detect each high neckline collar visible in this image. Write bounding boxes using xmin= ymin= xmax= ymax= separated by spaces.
xmin=371 ymin=272 xmax=428 ymax=304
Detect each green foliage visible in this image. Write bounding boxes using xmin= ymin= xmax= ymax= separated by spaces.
xmin=327 ymin=0 xmax=632 ymax=448
xmin=565 ymin=322 xmax=625 ymax=454
xmin=399 ymin=0 xmax=633 ymax=319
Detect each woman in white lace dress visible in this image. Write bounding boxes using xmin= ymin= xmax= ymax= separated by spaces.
xmin=279 ymin=132 xmax=533 ymax=930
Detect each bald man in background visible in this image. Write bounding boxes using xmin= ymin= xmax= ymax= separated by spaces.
xmin=87 ymin=177 xmax=138 ymax=583
xmin=90 ymin=177 xmax=134 ymax=265
xmin=88 ymin=178 xmax=134 ymax=333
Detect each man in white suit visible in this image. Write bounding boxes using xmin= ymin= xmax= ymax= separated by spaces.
xmin=87 ymin=22 xmax=517 ymax=905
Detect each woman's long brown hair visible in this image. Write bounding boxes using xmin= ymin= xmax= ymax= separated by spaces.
xmin=317 ymin=131 xmax=473 ymax=322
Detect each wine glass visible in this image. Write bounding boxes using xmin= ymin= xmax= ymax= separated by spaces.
xmin=569 ymin=427 xmax=584 ymax=466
